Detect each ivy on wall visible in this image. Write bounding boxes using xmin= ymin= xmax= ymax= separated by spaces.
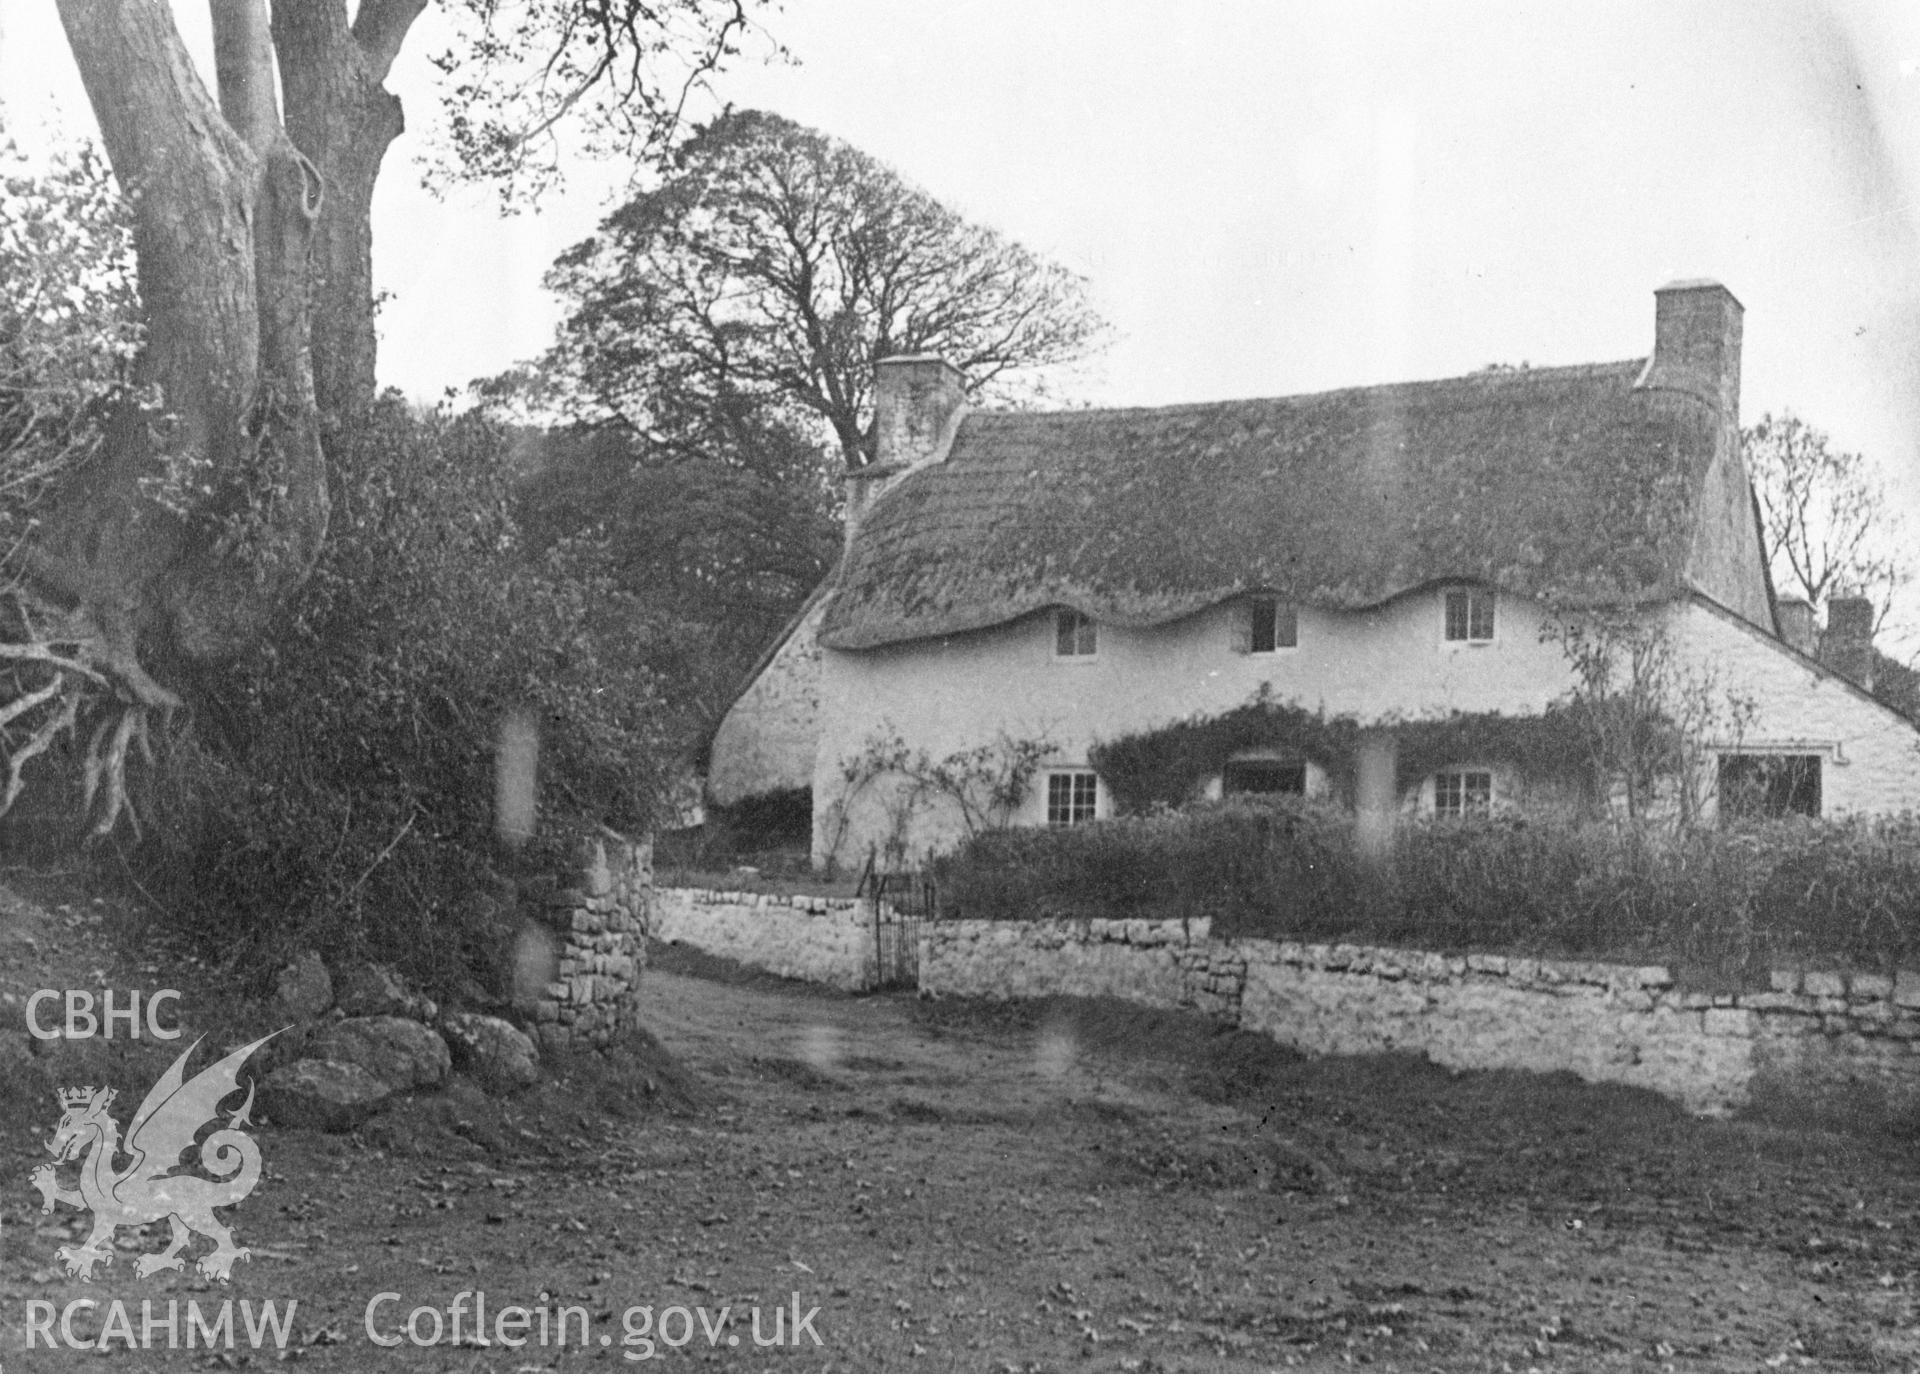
xmin=1089 ymin=688 xmax=1673 ymax=815
xmin=1391 ymin=704 xmax=1603 ymax=795
xmin=1088 ymin=687 xmax=1360 ymax=814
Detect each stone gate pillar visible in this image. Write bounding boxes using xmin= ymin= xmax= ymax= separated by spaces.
xmin=521 ymin=832 xmax=653 ymax=1052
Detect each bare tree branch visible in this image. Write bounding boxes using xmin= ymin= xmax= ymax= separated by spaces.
xmin=428 ymin=0 xmax=770 ymax=200
xmin=1747 ymin=410 xmax=1911 ymax=635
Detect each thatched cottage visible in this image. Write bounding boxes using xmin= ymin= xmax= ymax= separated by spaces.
xmin=708 ymin=282 xmax=1920 ymax=868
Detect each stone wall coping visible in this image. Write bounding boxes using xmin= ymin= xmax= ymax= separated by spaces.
xmin=924 ymin=920 xmax=1920 ymax=1018
xmin=915 ymin=915 xmax=1207 ymax=946
xmin=1217 ymin=937 xmax=1680 ymax=990
xmin=662 ymin=885 xmax=867 ymax=916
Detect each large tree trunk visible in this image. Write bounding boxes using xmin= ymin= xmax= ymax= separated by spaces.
xmin=8 ymin=0 xmax=337 ymax=831
xmin=272 ymin=0 xmax=426 ymax=437
xmin=46 ymin=0 xmax=329 ymax=665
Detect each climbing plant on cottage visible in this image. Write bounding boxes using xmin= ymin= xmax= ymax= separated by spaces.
xmin=819 ymin=728 xmax=1056 ymax=872
xmin=1087 ymin=613 xmax=1756 ymax=823
xmin=1548 ymin=608 xmax=1756 ymax=823
xmin=1090 ymin=697 xmax=1602 ymax=816
xmin=1088 ymin=689 xmax=1359 ymax=813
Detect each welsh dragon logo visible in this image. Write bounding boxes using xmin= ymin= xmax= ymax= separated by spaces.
xmin=29 ymin=1032 xmax=280 ymax=1283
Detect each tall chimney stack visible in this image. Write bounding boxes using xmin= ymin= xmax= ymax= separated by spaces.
xmin=1636 ymin=280 xmax=1743 ymax=420
xmin=872 ymin=355 xmax=966 ymax=472
xmin=846 ymin=355 xmax=968 ymax=548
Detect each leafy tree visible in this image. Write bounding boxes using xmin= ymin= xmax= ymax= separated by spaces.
xmin=0 ymin=120 xmax=142 ymax=545
xmin=514 ymin=403 xmax=839 ymax=735
xmin=534 ymin=108 xmax=1110 ymax=467
xmin=1745 ymin=410 xmax=1911 ymax=630
xmin=494 ymin=109 xmax=1106 ymax=762
xmin=8 ymin=0 xmax=768 ymax=833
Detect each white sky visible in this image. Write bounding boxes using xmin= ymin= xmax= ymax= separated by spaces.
xmin=5 ymin=1 xmax=1920 ymax=636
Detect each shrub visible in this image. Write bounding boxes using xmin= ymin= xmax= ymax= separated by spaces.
xmin=0 ymin=128 xmax=143 ymax=545
xmin=1390 ymin=814 xmax=1594 ymax=948
xmin=1747 ymin=817 xmax=1920 ymax=968
xmin=937 ymin=797 xmax=1378 ymax=932
xmin=659 ymin=787 xmax=814 ymax=876
xmin=127 ymin=398 xmax=678 ymax=997
xmin=934 ymin=802 xmax=1920 ymax=970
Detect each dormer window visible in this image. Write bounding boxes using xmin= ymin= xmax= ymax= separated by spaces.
xmin=1444 ymin=588 xmax=1495 ymax=643
xmin=1055 ymin=609 xmax=1097 ymax=658
xmin=1235 ymin=596 xmax=1298 ymax=654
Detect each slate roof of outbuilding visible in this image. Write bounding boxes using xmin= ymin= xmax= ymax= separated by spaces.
xmin=817 ymin=358 xmax=1722 ymax=651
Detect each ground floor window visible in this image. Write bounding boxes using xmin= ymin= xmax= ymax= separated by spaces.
xmin=1046 ymin=771 xmax=1099 ymax=826
xmin=1223 ymin=760 xmax=1307 ymax=796
xmin=1433 ymin=769 xmax=1493 ymax=818
xmin=1718 ymin=753 xmax=1821 ymax=820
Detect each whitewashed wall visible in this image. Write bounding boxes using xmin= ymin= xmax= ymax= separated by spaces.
xmin=1669 ymin=599 xmax=1920 ymax=818
xmin=811 ymin=592 xmax=1920 ymax=863
xmin=709 ymin=594 xmax=829 ymax=806
xmin=814 ymin=588 xmax=1581 ymax=864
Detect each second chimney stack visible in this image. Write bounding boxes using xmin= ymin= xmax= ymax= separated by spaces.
xmin=1821 ymin=595 xmax=1877 ymax=691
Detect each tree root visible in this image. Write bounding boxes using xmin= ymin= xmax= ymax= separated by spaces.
xmin=81 ymin=706 xmax=150 ymax=839
xmin=0 ymin=590 xmax=173 ymax=837
xmin=1 ymin=680 xmax=81 ymax=818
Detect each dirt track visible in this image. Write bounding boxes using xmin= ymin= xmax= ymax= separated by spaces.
xmin=8 ymin=905 xmax=1920 ymax=1370
xmin=625 ymin=951 xmax=1920 ymax=1372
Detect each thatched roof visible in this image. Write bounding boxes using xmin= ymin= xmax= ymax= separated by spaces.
xmin=818 ymin=359 xmax=1724 ymax=651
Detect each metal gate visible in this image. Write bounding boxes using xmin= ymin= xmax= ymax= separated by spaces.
xmin=859 ymin=858 xmax=933 ymax=991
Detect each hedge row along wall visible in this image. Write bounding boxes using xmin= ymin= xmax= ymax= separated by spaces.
xmin=933 ymin=803 xmax=1920 ymax=971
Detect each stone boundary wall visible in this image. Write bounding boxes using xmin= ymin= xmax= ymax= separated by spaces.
xmin=921 ymin=919 xmax=1920 ymax=1117
xmin=918 ymin=916 xmax=1217 ymax=1014
xmin=518 ymin=835 xmax=651 ymax=1051
xmin=654 ymin=887 xmax=880 ymax=991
